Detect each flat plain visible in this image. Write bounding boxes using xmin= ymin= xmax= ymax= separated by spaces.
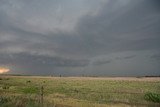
xmin=0 ymin=76 xmax=160 ymax=107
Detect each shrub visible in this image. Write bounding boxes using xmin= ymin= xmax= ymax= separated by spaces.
xmin=2 ymin=86 xmax=10 ymax=89
xmin=144 ymin=92 xmax=160 ymax=103
xmin=0 ymin=78 xmax=9 ymax=80
xmin=26 ymin=80 xmax=31 ymax=83
xmin=0 ymin=97 xmax=11 ymax=104
xmin=21 ymin=86 xmax=39 ymax=94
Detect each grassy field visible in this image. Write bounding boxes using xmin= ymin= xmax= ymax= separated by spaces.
xmin=0 ymin=76 xmax=160 ymax=107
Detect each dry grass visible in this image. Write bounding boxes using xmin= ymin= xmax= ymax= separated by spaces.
xmin=0 ymin=76 xmax=160 ymax=107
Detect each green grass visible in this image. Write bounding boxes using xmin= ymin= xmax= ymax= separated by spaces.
xmin=0 ymin=76 xmax=160 ymax=107
xmin=144 ymin=92 xmax=160 ymax=103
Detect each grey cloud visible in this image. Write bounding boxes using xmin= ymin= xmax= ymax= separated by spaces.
xmin=0 ymin=0 xmax=160 ymax=76
xmin=92 ymin=60 xmax=112 ymax=66
xmin=1 ymin=0 xmax=160 ymax=57
xmin=0 ymin=52 xmax=89 ymax=67
xmin=0 ymin=52 xmax=89 ymax=75
xmin=91 ymin=55 xmax=136 ymax=66
xmin=150 ymin=54 xmax=160 ymax=60
xmin=74 ymin=0 xmax=160 ymax=56
xmin=116 ymin=55 xmax=136 ymax=60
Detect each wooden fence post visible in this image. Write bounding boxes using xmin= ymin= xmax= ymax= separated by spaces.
xmin=41 ymin=86 xmax=44 ymax=107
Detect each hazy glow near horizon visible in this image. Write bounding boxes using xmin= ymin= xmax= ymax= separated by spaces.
xmin=0 ymin=67 xmax=10 ymax=74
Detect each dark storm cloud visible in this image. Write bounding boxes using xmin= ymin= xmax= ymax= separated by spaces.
xmin=91 ymin=55 xmax=136 ymax=66
xmin=150 ymin=54 xmax=160 ymax=60
xmin=0 ymin=0 xmax=160 ymax=76
xmin=123 ymin=55 xmax=136 ymax=59
xmin=0 ymin=52 xmax=89 ymax=75
xmin=0 ymin=53 xmax=89 ymax=67
xmin=75 ymin=0 xmax=160 ymax=55
xmin=116 ymin=55 xmax=136 ymax=60
xmin=92 ymin=60 xmax=112 ymax=66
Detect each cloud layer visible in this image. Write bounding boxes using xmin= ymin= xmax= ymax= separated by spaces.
xmin=0 ymin=0 xmax=160 ymax=76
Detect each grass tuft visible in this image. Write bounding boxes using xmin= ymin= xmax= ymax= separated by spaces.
xmin=144 ymin=92 xmax=160 ymax=103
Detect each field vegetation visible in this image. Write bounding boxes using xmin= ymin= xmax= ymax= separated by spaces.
xmin=0 ymin=76 xmax=160 ymax=107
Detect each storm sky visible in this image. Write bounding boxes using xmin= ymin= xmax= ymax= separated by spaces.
xmin=0 ymin=0 xmax=160 ymax=76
